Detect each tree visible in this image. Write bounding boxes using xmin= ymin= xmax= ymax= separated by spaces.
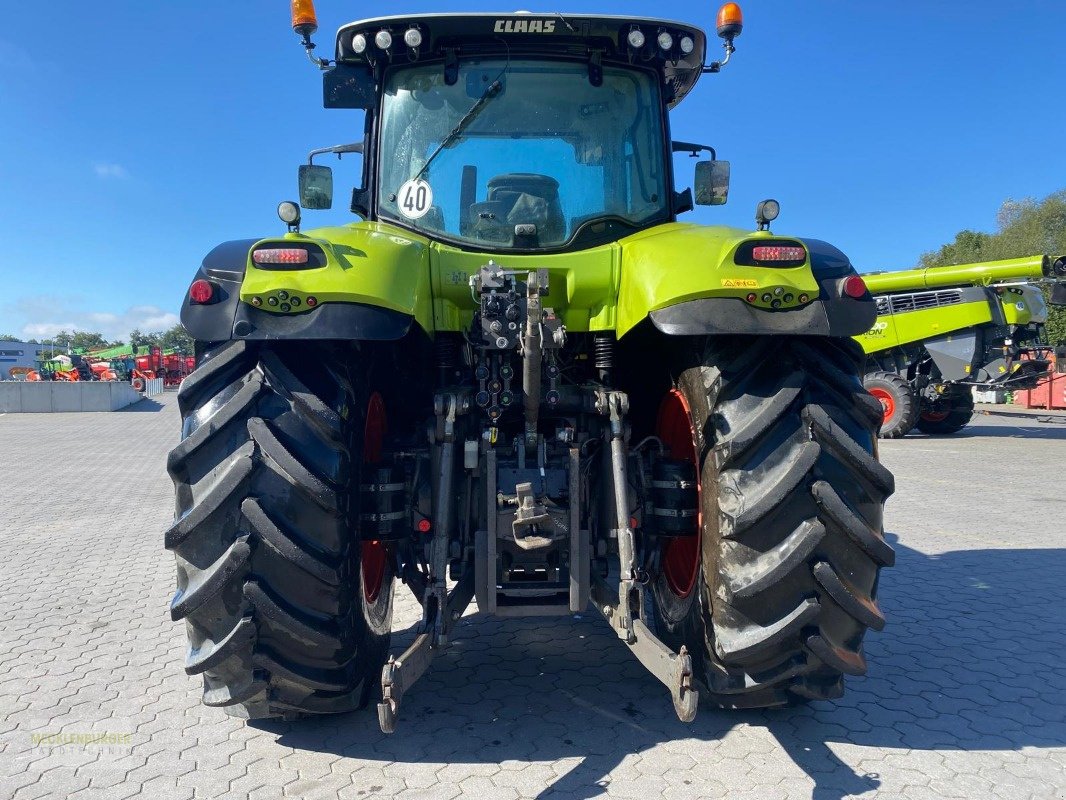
xmin=128 ymin=329 xmax=162 ymax=350
xmin=0 ymin=334 xmax=23 ymax=342
xmin=160 ymin=324 xmax=193 ymax=354
xmin=70 ymin=331 xmax=108 ymax=351
xmin=919 ymin=190 xmax=1066 ymax=345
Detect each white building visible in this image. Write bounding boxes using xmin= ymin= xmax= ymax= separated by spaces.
xmin=0 ymin=341 xmax=68 ymax=377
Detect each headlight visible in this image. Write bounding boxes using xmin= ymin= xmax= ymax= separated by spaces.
xmin=404 ymin=28 xmax=423 ymax=48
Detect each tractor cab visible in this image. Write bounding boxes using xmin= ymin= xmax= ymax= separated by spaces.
xmin=295 ymin=11 xmax=739 ymax=251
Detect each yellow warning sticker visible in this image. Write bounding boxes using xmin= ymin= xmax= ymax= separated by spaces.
xmin=721 ymin=279 xmax=759 ymax=288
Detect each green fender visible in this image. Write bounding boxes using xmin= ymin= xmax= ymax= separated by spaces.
xmin=616 ymin=224 xmax=874 ymax=338
xmin=182 ymin=220 xmax=874 ymax=342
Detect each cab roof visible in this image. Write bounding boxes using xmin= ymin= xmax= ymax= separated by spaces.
xmin=334 ymin=12 xmax=709 ymax=108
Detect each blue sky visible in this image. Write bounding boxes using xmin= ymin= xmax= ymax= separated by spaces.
xmin=2 ymin=1 xmax=1065 ymax=341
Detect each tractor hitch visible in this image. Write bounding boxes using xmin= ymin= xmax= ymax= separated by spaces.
xmin=377 ymin=573 xmax=476 ymax=733
xmin=591 ymin=578 xmax=699 ymax=723
xmin=378 ymin=391 xmax=475 ymax=734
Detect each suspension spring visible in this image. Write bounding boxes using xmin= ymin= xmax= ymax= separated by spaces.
xmin=594 ymin=333 xmax=615 ymax=384
xmin=435 ymin=335 xmax=461 ymax=384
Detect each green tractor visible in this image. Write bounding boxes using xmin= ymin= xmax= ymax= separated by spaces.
xmin=167 ymin=2 xmax=895 ymax=730
xmin=857 ymin=254 xmax=1066 ymax=437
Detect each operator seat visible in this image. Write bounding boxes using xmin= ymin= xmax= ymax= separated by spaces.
xmin=468 ymin=173 xmax=565 ymax=243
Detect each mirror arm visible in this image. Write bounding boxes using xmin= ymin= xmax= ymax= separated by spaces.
xmin=307 ymin=142 xmax=365 ymax=165
xmin=672 ymin=141 xmax=717 ymax=160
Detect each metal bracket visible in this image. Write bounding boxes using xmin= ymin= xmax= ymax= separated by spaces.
xmin=378 ymin=632 xmax=433 ymax=734
xmin=510 ymin=481 xmax=555 ymax=550
xmin=378 ymin=392 xmax=473 ymax=735
xmin=429 ymin=391 xmax=468 ymax=642
xmin=568 ymin=446 xmax=589 ymax=613
xmin=592 ymin=578 xmax=699 ymax=723
xmin=378 ymin=573 xmax=475 ymax=734
xmin=595 ymin=390 xmax=642 ymax=638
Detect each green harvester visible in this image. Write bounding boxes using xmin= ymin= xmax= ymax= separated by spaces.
xmin=856 ymin=254 xmax=1066 ymax=437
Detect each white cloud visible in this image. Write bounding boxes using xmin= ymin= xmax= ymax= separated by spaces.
xmin=23 ymin=322 xmax=79 ymax=339
xmin=8 ymin=298 xmax=179 ymax=343
xmin=92 ymin=162 xmax=129 ymax=180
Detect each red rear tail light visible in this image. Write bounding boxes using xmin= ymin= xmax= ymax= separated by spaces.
xmin=752 ymin=246 xmax=805 ymax=262
xmin=189 ymin=279 xmax=216 ymax=304
xmin=842 ymin=275 xmax=868 ymax=298
xmin=253 ymin=248 xmax=310 ymax=265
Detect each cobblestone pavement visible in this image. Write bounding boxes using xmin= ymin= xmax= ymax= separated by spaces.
xmin=1 ymin=394 xmax=1064 ymax=799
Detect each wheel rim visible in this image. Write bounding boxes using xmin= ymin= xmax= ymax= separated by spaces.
xmin=868 ymin=387 xmax=896 ymax=424
xmin=361 ymin=391 xmax=388 ymax=604
xmin=921 ymin=409 xmax=950 ymax=423
xmin=656 ymin=389 xmax=701 ymax=600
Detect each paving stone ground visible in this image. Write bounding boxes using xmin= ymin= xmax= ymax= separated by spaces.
xmin=0 ymin=393 xmax=1064 ymax=799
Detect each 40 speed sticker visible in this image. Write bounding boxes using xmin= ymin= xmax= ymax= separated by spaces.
xmin=397 ymin=179 xmax=434 ymax=220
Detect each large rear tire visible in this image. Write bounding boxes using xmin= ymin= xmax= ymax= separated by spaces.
xmin=915 ymin=387 xmax=974 ymax=435
xmin=651 ymin=336 xmax=895 ymax=707
xmin=863 ymin=371 xmax=919 ymax=439
xmin=166 ymin=340 xmax=393 ymax=719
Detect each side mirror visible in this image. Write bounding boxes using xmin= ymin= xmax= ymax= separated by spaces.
xmin=299 ymin=164 xmax=334 ymax=210
xmin=694 ymin=160 xmax=730 ymax=206
xmin=1049 ymin=281 xmax=1066 ymax=307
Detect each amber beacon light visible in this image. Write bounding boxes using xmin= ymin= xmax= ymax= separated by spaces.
xmin=716 ymin=3 xmax=743 ymax=40
xmin=291 ymin=0 xmax=319 ymax=36
xmin=704 ymin=3 xmax=743 ymax=72
xmin=291 ymin=0 xmax=329 ymax=68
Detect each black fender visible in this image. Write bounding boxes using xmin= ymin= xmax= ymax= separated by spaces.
xmin=180 ymin=239 xmax=414 ymax=343
xmin=649 ymin=238 xmax=877 ymax=338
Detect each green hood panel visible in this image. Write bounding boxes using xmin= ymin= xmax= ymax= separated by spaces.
xmin=429 ymin=242 xmax=619 ymax=332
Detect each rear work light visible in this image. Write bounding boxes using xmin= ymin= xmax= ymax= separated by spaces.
xmin=253 ymin=248 xmax=309 ymax=265
xmin=752 ymin=246 xmax=805 ymax=262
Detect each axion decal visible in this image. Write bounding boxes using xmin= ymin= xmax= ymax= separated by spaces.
xmin=494 ymin=19 xmax=557 ymax=34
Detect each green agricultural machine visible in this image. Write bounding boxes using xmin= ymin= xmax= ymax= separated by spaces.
xmin=856 ymin=254 xmax=1066 ymax=437
xmin=167 ymin=1 xmax=896 ymax=730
